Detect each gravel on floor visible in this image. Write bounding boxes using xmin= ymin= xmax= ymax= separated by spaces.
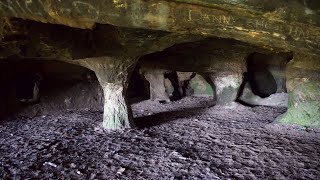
xmin=0 ymin=97 xmax=319 ymax=179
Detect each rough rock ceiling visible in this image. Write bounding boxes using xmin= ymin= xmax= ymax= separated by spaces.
xmin=0 ymin=0 xmax=319 ymax=58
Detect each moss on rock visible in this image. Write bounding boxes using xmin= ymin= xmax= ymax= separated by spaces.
xmin=279 ymin=80 xmax=320 ymax=127
xmin=277 ymin=53 xmax=320 ymax=127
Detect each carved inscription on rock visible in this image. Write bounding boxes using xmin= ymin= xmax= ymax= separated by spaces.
xmin=247 ymin=18 xmax=320 ymax=49
xmin=186 ymin=9 xmax=235 ymax=26
xmin=177 ymin=6 xmax=320 ymax=52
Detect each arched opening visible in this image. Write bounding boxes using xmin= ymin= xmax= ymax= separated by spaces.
xmin=0 ymin=58 xmax=103 ymax=118
xmin=127 ymin=66 xmax=150 ymax=103
xmin=1 ymin=2 xmax=319 ymax=179
xmin=138 ymin=37 xmax=247 ymax=106
xmin=246 ymin=53 xmax=278 ymax=98
xmin=0 ymin=33 xmax=315 ymax=180
xmin=237 ymin=52 xmax=291 ymax=108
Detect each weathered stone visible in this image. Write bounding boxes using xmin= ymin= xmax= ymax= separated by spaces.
xmin=246 ymin=53 xmax=290 ymax=97
xmin=164 ymin=71 xmax=182 ymax=101
xmin=239 ymin=82 xmax=288 ymax=107
xmin=176 ymin=72 xmax=195 ymax=97
xmin=0 ymin=0 xmax=319 ymax=55
xmin=140 ymin=38 xmax=252 ymax=73
xmin=0 ymin=0 xmax=320 ymax=130
xmin=80 ymin=56 xmax=137 ymax=129
xmin=0 ymin=18 xmax=209 ymax=64
xmin=100 ymin=83 xmax=133 ymax=129
xmin=143 ymin=69 xmax=170 ymax=102
xmin=277 ymin=53 xmax=320 ymax=127
xmin=159 ymin=71 xmax=213 ymax=98
xmin=189 ymin=74 xmax=213 ymax=97
xmin=210 ymin=72 xmax=243 ymax=106
xmin=267 ymin=57 xmax=289 ymax=93
xmin=164 ymin=78 xmax=174 ymax=98
xmin=140 ymin=38 xmax=248 ymax=105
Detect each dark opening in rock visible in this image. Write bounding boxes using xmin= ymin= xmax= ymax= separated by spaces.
xmin=15 ymin=73 xmax=41 ymax=103
xmin=164 ymin=71 xmax=183 ymax=101
xmin=1 ymin=1 xmax=320 ymax=178
xmin=128 ymin=67 xmax=150 ymax=103
xmin=246 ymin=53 xmax=278 ymax=98
xmin=1 ymin=59 xmax=104 ymax=118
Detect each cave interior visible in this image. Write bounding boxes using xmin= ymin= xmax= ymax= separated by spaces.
xmin=0 ymin=0 xmax=320 ymax=179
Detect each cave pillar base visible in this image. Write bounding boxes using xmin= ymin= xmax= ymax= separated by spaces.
xmin=212 ymin=72 xmax=243 ymax=106
xmin=144 ymin=70 xmax=170 ymax=102
xmin=80 ymin=57 xmax=136 ymax=129
xmin=277 ymin=53 xmax=320 ymax=127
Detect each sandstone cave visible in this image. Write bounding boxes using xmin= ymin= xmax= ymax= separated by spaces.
xmin=0 ymin=0 xmax=320 ymax=179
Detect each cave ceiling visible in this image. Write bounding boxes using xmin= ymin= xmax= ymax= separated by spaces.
xmin=0 ymin=0 xmax=319 ymax=61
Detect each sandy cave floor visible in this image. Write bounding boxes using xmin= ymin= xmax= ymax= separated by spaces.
xmin=0 ymin=97 xmax=320 ymax=179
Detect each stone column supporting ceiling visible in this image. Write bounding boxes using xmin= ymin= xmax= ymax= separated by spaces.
xmin=0 ymin=0 xmax=319 ymax=129
xmin=277 ymin=53 xmax=320 ymax=127
xmin=79 ymin=56 xmax=137 ymax=129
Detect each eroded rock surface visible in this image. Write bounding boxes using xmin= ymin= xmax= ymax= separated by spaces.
xmin=0 ymin=0 xmax=319 ymax=128
xmin=143 ymin=69 xmax=170 ymax=102
xmin=1 ymin=97 xmax=319 ymax=179
xmin=277 ymin=53 xmax=320 ymax=127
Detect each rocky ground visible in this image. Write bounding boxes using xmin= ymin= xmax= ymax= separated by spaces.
xmin=0 ymin=96 xmax=320 ymax=179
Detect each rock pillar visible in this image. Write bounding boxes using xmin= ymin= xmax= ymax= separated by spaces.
xmin=278 ymin=53 xmax=320 ymax=127
xmin=211 ymin=72 xmax=243 ymax=105
xmin=144 ymin=69 xmax=170 ymax=102
xmin=80 ymin=56 xmax=136 ymax=129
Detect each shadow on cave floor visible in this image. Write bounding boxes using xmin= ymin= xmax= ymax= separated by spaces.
xmin=133 ymin=96 xmax=215 ymax=128
xmin=132 ymin=96 xmax=283 ymax=128
xmin=0 ymin=96 xmax=320 ymax=179
xmin=134 ymin=107 xmax=208 ymax=129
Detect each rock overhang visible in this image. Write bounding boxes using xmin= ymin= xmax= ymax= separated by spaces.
xmin=0 ymin=0 xmax=319 ymax=58
xmin=0 ymin=0 xmax=320 ymax=129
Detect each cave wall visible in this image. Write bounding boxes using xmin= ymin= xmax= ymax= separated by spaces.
xmin=0 ymin=60 xmax=104 ymax=118
xmin=238 ymin=53 xmax=290 ymax=107
xmin=0 ymin=62 xmax=14 ymax=118
xmin=277 ymin=53 xmax=320 ymax=127
xmin=182 ymin=73 xmax=214 ymax=97
xmin=0 ymin=0 xmax=319 ymax=129
xmin=246 ymin=53 xmax=290 ymax=97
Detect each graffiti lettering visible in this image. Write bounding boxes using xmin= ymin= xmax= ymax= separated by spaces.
xmin=187 ymin=9 xmax=235 ymax=26
xmin=246 ymin=19 xmax=282 ymax=32
xmin=288 ymin=26 xmax=308 ymax=40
